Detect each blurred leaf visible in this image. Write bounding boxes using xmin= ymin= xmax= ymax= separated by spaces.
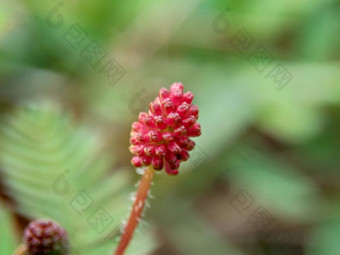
xmin=0 ymin=102 xmax=156 ymax=255
xmin=154 ymin=199 xmax=245 ymax=255
xmin=307 ymin=218 xmax=340 ymax=255
xmin=298 ymin=2 xmax=340 ymax=60
xmin=227 ymin=145 xmax=320 ymax=221
xmin=257 ymin=105 xmax=325 ymax=144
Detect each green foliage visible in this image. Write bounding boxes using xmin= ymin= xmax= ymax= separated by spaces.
xmin=0 ymin=103 xmax=156 ymax=254
xmin=308 ymin=219 xmax=340 ymax=255
xmin=0 ymin=0 xmax=340 ymax=254
xmin=0 ymin=204 xmax=17 ymax=254
xmin=227 ymin=145 xmax=320 ymax=221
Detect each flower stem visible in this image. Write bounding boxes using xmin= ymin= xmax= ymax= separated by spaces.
xmin=114 ymin=166 xmax=155 ymax=255
xmin=13 ymin=244 xmax=26 ymax=255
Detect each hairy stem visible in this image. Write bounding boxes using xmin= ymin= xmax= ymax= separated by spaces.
xmin=13 ymin=244 xmax=26 ymax=255
xmin=114 ymin=166 xmax=155 ymax=255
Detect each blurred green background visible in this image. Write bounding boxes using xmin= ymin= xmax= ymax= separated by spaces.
xmin=0 ymin=0 xmax=340 ymax=254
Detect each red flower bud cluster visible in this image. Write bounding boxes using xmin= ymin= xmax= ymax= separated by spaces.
xmin=24 ymin=219 xmax=69 ymax=255
xmin=129 ymin=82 xmax=201 ymax=175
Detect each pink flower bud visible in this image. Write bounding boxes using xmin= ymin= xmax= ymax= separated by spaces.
xmin=129 ymin=145 xmax=144 ymax=155
xmin=177 ymin=102 xmax=190 ymax=116
xmin=132 ymin=122 xmax=144 ymax=132
xmin=131 ymin=156 xmax=143 ymax=167
xmin=170 ymin=92 xmax=182 ymax=105
xmin=130 ymin=134 xmax=139 ymax=145
xmin=169 ymin=159 xmax=180 ymax=170
xmin=168 ymin=141 xmax=181 ymax=154
xmin=145 ymin=116 xmax=155 ymax=128
xmin=188 ymin=105 xmax=199 ymax=117
xmin=151 ymin=157 xmax=163 ymax=170
xmin=174 ymin=126 xmax=186 ymax=137
xmin=159 ymin=87 xmax=170 ymax=100
xmin=162 ymin=131 xmax=175 ymax=143
xmin=138 ymin=112 xmax=148 ymax=124
xmin=165 ymin=161 xmax=179 ymax=175
xmin=178 ymin=150 xmax=189 ymax=161
xmin=154 ymin=116 xmax=167 ymax=130
xmin=138 ymin=113 xmax=154 ymax=127
xmin=141 ymin=156 xmax=152 ymax=165
xmin=186 ymin=139 xmax=195 ymax=151
xmin=166 ymin=112 xmax=181 ymax=127
xmin=144 ymin=145 xmax=155 ymax=156
xmin=177 ymin=136 xmax=190 ymax=147
xmin=165 ymin=151 xmax=177 ymax=165
xmin=162 ymin=98 xmax=175 ymax=114
xmin=155 ymin=144 xmax=167 ymax=157
xmin=187 ymin=123 xmax=201 ymax=137
xmin=182 ymin=91 xmax=194 ymax=104
xmin=182 ymin=116 xmax=196 ymax=128
xmin=170 ymin=82 xmax=184 ymax=92
xmin=137 ymin=133 xmax=148 ymax=143
xmin=170 ymin=83 xmax=183 ymax=105
xmin=149 ymin=102 xmax=162 ymax=115
xmin=148 ymin=130 xmax=162 ymax=143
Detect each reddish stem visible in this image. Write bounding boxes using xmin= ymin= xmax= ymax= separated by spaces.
xmin=114 ymin=166 xmax=155 ymax=255
xmin=13 ymin=244 xmax=26 ymax=255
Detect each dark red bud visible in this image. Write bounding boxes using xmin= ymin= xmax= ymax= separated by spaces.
xmin=177 ymin=136 xmax=190 ymax=147
xmin=186 ymin=139 xmax=195 ymax=151
xmin=164 ymin=161 xmax=179 ymax=175
xmin=24 ymin=220 xmax=69 ymax=255
xmin=169 ymin=159 xmax=180 ymax=170
xmin=151 ymin=157 xmax=163 ymax=170
xmin=178 ymin=150 xmax=189 ymax=161
xmin=141 ymin=156 xmax=152 ymax=165
xmin=165 ymin=151 xmax=177 ymax=164
xmin=155 ymin=144 xmax=167 ymax=157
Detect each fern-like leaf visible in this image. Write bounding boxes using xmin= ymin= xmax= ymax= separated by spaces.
xmin=0 ymin=102 xmax=156 ymax=255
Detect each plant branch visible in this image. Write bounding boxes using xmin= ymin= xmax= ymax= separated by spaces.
xmin=114 ymin=166 xmax=155 ymax=255
xmin=13 ymin=244 xmax=26 ymax=255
